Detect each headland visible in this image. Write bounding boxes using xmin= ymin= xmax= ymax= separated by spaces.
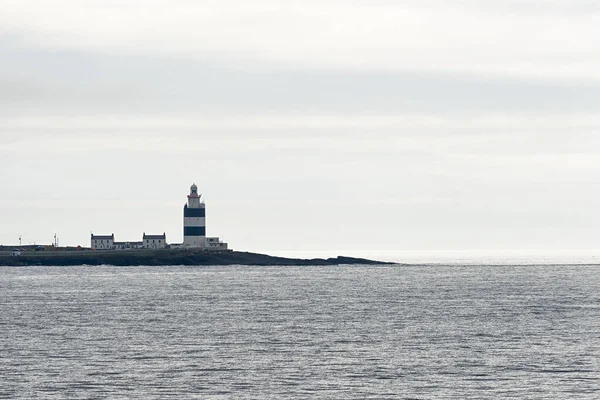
xmin=0 ymin=248 xmax=390 ymax=267
xmin=3 ymin=183 xmax=390 ymax=266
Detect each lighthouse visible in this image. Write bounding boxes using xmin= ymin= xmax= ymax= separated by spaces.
xmin=183 ymin=183 xmax=206 ymax=247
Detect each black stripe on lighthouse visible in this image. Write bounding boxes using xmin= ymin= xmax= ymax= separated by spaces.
xmin=184 ymin=226 xmax=206 ymax=236
xmin=184 ymin=208 xmax=205 ymax=217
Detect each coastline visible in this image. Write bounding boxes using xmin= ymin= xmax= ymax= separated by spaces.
xmin=0 ymin=249 xmax=390 ymax=267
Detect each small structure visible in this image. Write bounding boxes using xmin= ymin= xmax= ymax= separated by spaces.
xmin=113 ymin=241 xmax=143 ymax=250
xmin=91 ymin=233 xmax=114 ymax=250
xmin=143 ymin=233 xmax=166 ymax=249
xmin=206 ymin=237 xmax=228 ymax=250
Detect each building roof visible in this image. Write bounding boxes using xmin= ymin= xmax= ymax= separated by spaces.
xmin=91 ymin=234 xmax=114 ymax=239
xmin=143 ymin=233 xmax=166 ymax=240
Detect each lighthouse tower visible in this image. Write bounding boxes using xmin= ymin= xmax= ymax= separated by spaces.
xmin=183 ymin=183 xmax=206 ymax=247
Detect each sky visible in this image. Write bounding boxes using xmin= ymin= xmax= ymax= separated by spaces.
xmin=1 ymin=1 xmax=600 ymax=257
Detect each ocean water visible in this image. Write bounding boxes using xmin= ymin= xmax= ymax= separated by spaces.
xmin=1 ymin=264 xmax=598 ymax=399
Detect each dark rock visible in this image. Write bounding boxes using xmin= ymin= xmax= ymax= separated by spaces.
xmin=0 ymin=249 xmax=391 ymax=266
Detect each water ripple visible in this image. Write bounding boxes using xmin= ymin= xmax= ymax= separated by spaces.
xmin=1 ymin=264 xmax=599 ymax=399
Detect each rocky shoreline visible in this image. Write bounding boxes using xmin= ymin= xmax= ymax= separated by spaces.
xmin=0 ymin=249 xmax=391 ymax=267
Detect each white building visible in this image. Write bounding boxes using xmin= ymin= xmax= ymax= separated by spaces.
xmin=91 ymin=233 xmax=114 ymax=250
xmin=143 ymin=233 xmax=166 ymax=249
xmin=206 ymin=237 xmax=228 ymax=250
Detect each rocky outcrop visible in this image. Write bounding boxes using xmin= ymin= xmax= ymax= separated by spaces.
xmin=0 ymin=249 xmax=390 ymax=266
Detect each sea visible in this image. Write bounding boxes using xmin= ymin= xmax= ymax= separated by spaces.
xmin=1 ymin=262 xmax=599 ymax=399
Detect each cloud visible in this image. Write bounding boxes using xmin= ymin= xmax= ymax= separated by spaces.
xmin=2 ymin=42 xmax=600 ymax=117
xmin=2 ymin=1 xmax=600 ymax=81
xmin=1 ymin=1 xmax=600 ymax=251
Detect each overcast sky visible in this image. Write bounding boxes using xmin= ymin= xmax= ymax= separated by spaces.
xmin=1 ymin=1 xmax=600 ymax=256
